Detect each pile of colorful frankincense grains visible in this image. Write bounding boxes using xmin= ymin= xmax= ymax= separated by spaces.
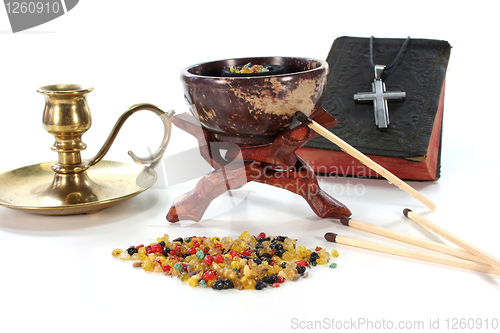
xmin=112 ymin=231 xmax=339 ymax=291
xmin=229 ymin=62 xmax=269 ymax=74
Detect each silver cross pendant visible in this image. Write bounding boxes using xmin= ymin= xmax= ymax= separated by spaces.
xmin=354 ymin=65 xmax=405 ymax=129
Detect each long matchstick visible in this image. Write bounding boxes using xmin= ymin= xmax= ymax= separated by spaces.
xmin=403 ymin=209 xmax=500 ymax=269
xmin=295 ymin=111 xmax=435 ymax=210
xmin=339 ymin=217 xmax=489 ymax=265
xmin=324 ymin=232 xmax=500 ymax=276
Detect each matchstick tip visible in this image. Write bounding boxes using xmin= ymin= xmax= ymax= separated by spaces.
xmin=340 ymin=217 xmax=351 ymax=226
xmin=403 ymin=208 xmax=412 ymax=217
xmin=294 ymin=111 xmax=312 ymax=124
xmin=324 ymin=232 xmax=337 ymax=243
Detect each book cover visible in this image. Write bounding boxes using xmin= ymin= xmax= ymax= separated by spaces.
xmin=297 ymin=36 xmax=451 ymax=181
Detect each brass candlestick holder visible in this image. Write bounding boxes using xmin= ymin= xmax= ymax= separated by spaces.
xmin=0 ymin=84 xmax=174 ymax=215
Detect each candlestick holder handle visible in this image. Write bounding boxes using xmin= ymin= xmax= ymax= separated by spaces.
xmin=86 ymin=103 xmax=174 ymax=170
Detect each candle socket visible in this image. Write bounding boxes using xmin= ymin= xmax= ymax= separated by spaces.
xmin=37 ymin=84 xmax=98 ymax=204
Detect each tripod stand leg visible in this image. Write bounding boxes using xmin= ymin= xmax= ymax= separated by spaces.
xmin=166 ymin=162 xmax=256 ymax=222
xmin=253 ymin=156 xmax=351 ymax=218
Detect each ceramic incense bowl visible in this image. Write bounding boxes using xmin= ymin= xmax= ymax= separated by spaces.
xmin=181 ymin=56 xmax=328 ymax=144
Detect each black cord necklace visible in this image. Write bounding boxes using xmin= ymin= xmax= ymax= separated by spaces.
xmin=354 ymin=36 xmax=410 ymax=130
xmin=369 ymin=35 xmax=410 ymax=71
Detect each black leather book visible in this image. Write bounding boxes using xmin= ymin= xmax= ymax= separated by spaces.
xmin=297 ymin=36 xmax=451 ymax=180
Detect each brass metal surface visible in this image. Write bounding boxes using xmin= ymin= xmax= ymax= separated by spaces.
xmin=0 ymin=84 xmax=173 ymax=215
xmin=0 ymin=161 xmax=156 ymax=215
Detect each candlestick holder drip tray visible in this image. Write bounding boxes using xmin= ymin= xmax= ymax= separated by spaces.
xmin=0 ymin=160 xmax=155 ymax=215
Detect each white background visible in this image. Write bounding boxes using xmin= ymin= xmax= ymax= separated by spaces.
xmin=1 ymin=1 xmax=499 ymax=332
